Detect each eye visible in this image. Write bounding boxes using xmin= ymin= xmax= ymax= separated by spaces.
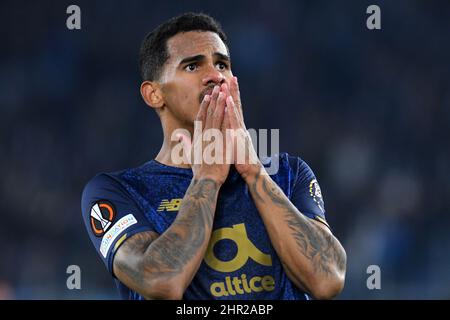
xmin=216 ymin=62 xmax=229 ymax=71
xmin=185 ymin=63 xmax=197 ymax=72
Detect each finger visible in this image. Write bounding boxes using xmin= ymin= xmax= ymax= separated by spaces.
xmin=221 ymin=82 xmax=230 ymax=97
xmin=205 ymin=85 xmax=220 ymax=129
xmin=220 ymin=83 xmax=233 ymax=130
xmin=196 ymin=94 xmax=211 ymax=129
xmin=230 ymin=76 xmax=243 ymax=120
xmin=220 ymin=82 xmax=233 ymax=123
xmin=222 ymin=107 xmax=234 ymax=164
xmin=226 ymin=95 xmax=240 ymax=130
xmin=222 ymin=104 xmax=230 ymax=131
xmin=212 ymin=91 xmax=226 ymax=128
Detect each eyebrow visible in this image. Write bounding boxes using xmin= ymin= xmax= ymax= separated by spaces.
xmin=178 ymin=52 xmax=231 ymax=66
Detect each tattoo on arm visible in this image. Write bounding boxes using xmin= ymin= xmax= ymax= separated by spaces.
xmin=114 ymin=178 xmax=219 ymax=285
xmin=249 ymin=168 xmax=264 ymax=203
xmin=259 ymin=176 xmax=346 ymax=277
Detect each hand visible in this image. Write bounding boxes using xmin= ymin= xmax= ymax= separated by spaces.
xmin=223 ymin=78 xmax=263 ymax=180
xmin=177 ymin=85 xmax=231 ymax=185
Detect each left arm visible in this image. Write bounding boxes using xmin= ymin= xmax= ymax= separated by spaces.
xmin=223 ymin=76 xmax=346 ymax=299
xmin=244 ymin=165 xmax=347 ymax=299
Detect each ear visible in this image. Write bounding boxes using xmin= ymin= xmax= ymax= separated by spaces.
xmin=140 ymin=81 xmax=164 ymax=110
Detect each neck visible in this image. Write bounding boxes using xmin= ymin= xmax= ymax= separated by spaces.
xmin=155 ymin=117 xmax=194 ymax=168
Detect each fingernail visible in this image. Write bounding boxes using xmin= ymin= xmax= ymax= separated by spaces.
xmin=213 ymin=85 xmax=220 ymax=93
xmin=218 ymin=92 xmax=224 ymax=99
xmin=204 ymin=95 xmax=210 ymax=102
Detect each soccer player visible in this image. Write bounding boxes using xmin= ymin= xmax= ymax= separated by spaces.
xmin=81 ymin=13 xmax=346 ymax=300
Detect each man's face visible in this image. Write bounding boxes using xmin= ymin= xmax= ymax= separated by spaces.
xmin=158 ymin=31 xmax=232 ymax=126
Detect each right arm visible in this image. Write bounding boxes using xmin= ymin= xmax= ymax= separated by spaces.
xmin=113 ymin=85 xmax=230 ymax=299
xmin=113 ymin=177 xmax=221 ymax=300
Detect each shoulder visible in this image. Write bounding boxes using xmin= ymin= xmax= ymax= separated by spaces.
xmin=80 ymin=166 xmax=139 ymax=213
xmin=81 ymin=172 xmax=124 ymax=201
xmin=262 ymin=152 xmax=315 ymax=179
xmin=81 ymin=161 xmax=155 ymax=199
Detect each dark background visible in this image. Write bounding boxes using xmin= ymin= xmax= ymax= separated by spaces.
xmin=1 ymin=0 xmax=449 ymax=299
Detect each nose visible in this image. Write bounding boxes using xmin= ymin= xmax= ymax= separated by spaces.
xmin=201 ymin=65 xmax=226 ymax=87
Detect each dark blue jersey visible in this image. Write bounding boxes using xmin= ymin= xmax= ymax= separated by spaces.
xmin=81 ymin=153 xmax=329 ymax=300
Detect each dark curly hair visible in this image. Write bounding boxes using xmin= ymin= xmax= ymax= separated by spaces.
xmin=139 ymin=12 xmax=229 ymax=81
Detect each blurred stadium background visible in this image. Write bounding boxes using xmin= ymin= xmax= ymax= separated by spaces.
xmin=1 ymin=0 xmax=449 ymax=299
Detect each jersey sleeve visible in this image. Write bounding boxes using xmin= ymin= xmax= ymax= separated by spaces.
xmin=81 ymin=173 xmax=156 ymax=275
xmin=290 ymin=157 xmax=330 ymax=229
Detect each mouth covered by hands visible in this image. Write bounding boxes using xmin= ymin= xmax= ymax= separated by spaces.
xmin=175 ymin=77 xmax=263 ymax=181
